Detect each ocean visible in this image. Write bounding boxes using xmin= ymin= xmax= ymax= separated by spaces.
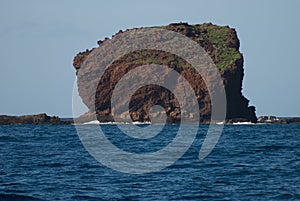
xmin=0 ymin=124 xmax=299 ymax=200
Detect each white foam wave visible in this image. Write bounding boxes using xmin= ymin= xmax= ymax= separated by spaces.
xmin=80 ymin=120 xmax=152 ymax=125
xmin=232 ymin=122 xmax=255 ymax=125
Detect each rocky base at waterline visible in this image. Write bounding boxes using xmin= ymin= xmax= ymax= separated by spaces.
xmin=0 ymin=113 xmax=299 ymax=125
xmin=0 ymin=113 xmax=73 ymax=125
xmin=74 ymin=112 xmax=300 ymax=125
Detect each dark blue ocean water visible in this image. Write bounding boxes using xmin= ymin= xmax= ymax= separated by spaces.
xmin=0 ymin=124 xmax=299 ymax=200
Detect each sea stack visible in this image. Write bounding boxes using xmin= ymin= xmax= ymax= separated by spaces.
xmin=73 ymin=22 xmax=257 ymax=123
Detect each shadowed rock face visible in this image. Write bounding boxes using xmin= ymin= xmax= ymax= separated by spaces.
xmin=73 ymin=22 xmax=257 ymax=123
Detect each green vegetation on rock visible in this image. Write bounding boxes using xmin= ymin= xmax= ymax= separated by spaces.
xmin=160 ymin=23 xmax=242 ymax=71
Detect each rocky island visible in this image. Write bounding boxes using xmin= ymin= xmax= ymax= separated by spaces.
xmin=73 ymin=22 xmax=257 ymax=124
xmin=1 ymin=24 xmax=299 ymax=125
xmin=0 ymin=113 xmax=72 ymax=125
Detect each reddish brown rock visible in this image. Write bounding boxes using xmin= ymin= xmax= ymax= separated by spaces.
xmin=73 ymin=22 xmax=257 ymax=123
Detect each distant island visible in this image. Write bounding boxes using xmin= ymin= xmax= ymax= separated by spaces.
xmin=0 ymin=113 xmax=72 ymax=125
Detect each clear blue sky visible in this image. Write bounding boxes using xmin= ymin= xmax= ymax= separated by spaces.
xmin=0 ymin=0 xmax=299 ymax=117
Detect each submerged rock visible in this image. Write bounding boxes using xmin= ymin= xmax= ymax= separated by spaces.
xmin=257 ymin=116 xmax=288 ymax=124
xmin=73 ymin=22 xmax=257 ymax=123
xmin=287 ymin=117 xmax=300 ymax=124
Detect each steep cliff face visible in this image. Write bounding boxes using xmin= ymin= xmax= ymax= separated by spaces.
xmin=73 ymin=23 xmax=257 ymax=123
